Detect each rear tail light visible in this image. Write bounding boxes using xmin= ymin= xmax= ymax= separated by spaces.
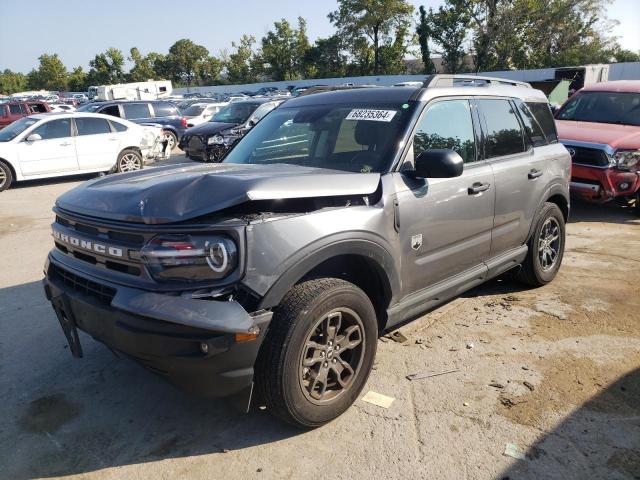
xmin=181 ymin=117 xmax=188 ymax=127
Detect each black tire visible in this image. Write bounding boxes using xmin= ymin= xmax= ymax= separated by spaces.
xmin=634 ymin=191 xmax=640 ymax=216
xmin=0 ymin=160 xmax=13 ymax=192
xmin=255 ymin=278 xmax=378 ymax=428
xmin=516 ymin=202 xmax=565 ymax=287
xmin=116 ymin=149 xmax=143 ymax=173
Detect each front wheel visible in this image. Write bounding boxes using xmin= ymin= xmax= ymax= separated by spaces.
xmin=516 ymin=202 xmax=566 ymax=287
xmin=255 ymin=278 xmax=378 ymax=428
xmin=116 ymin=149 xmax=143 ymax=173
xmin=0 ymin=160 xmax=13 ymax=192
xmin=162 ymin=130 xmax=177 ymax=152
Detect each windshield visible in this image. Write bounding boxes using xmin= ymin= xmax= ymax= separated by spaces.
xmin=0 ymin=116 xmax=38 ymax=142
xmin=223 ymin=102 xmax=413 ymax=173
xmin=183 ymin=105 xmax=206 ymax=116
xmin=77 ymin=103 xmax=102 ymax=112
xmin=211 ymin=103 xmax=258 ymax=124
xmin=556 ymin=91 xmax=640 ymax=126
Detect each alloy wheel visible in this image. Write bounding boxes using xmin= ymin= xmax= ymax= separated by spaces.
xmin=538 ymin=217 xmax=560 ymax=271
xmin=299 ymin=308 xmax=365 ymax=404
xmin=163 ymin=132 xmax=176 ymax=150
xmin=0 ymin=168 xmax=6 ymax=189
xmin=119 ymin=153 xmax=141 ymax=172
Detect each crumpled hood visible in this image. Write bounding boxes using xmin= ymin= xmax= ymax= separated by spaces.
xmin=56 ymin=163 xmax=381 ymax=224
xmin=557 ymin=120 xmax=640 ymax=150
xmin=183 ymin=122 xmax=237 ymax=137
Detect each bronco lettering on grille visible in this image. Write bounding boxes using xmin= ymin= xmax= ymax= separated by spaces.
xmin=53 ymin=229 xmax=124 ymax=258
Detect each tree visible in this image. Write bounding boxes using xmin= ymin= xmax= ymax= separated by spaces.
xmin=0 ymin=69 xmax=27 ymax=94
xmin=416 ymin=6 xmax=436 ymax=74
xmin=426 ymin=2 xmax=470 ymax=73
xmin=610 ymin=48 xmax=640 ymax=63
xmin=27 ymin=54 xmax=68 ymax=90
xmin=163 ymin=39 xmax=210 ymax=86
xmin=67 ymin=66 xmax=88 ymax=92
xmin=225 ymin=35 xmax=262 ymax=84
xmin=295 ymin=17 xmax=313 ymax=78
xmin=329 ymin=0 xmax=414 ymax=74
xmin=128 ymin=47 xmax=159 ymax=82
xmin=379 ymin=25 xmax=412 ymax=74
xmin=87 ymin=48 xmax=126 ymax=85
xmin=304 ymin=35 xmax=348 ymax=78
xmin=262 ymin=17 xmax=311 ymax=80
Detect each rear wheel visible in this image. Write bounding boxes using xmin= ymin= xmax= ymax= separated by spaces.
xmin=516 ymin=202 xmax=565 ymax=286
xmin=255 ymin=278 xmax=377 ymax=428
xmin=0 ymin=160 xmax=13 ymax=192
xmin=162 ymin=131 xmax=177 ymax=151
xmin=116 ymin=149 xmax=143 ymax=173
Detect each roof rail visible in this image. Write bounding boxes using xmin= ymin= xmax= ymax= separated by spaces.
xmin=423 ymin=74 xmax=531 ymax=88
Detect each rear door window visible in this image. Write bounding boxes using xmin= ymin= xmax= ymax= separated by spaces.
xmin=477 ymin=99 xmax=526 ymax=158
xmin=122 ymin=103 xmax=151 ymax=120
xmin=9 ymin=104 xmax=22 ymax=115
xmin=151 ymin=102 xmax=177 ymax=117
xmin=101 ymin=105 xmax=121 ymax=117
xmin=526 ymin=102 xmax=558 ymax=143
xmin=514 ymin=100 xmax=547 ymax=147
xmin=75 ymin=117 xmax=112 ymax=135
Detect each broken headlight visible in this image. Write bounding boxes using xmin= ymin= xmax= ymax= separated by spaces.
xmin=208 ymin=134 xmax=224 ymax=145
xmin=614 ymin=150 xmax=640 ymax=171
xmin=141 ymin=234 xmax=237 ymax=283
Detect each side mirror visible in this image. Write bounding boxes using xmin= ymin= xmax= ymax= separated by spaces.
xmin=26 ymin=133 xmax=42 ymax=142
xmin=409 ymin=149 xmax=464 ymax=178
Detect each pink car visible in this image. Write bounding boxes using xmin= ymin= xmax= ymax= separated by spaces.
xmin=555 ymin=81 xmax=640 ymax=214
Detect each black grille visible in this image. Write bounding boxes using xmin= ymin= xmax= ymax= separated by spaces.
xmin=188 ymin=136 xmax=204 ymax=149
xmin=51 ymin=265 xmax=116 ymax=305
xmin=566 ymin=146 xmax=610 ymax=167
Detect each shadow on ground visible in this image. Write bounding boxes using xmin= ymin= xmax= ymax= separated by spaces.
xmin=569 ymin=198 xmax=639 ymax=225
xmin=496 ymin=367 xmax=640 ymax=480
xmin=0 ymin=281 xmax=300 ymax=479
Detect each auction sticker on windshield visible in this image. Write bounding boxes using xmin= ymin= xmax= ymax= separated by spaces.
xmin=346 ymin=109 xmax=397 ymax=122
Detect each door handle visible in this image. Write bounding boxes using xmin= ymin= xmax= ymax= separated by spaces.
xmin=108 ymin=137 xmax=119 ymax=141
xmin=59 ymin=142 xmax=72 ymax=146
xmin=468 ymin=182 xmax=490 ymax=195
xmin=528 ymin=169 xmax=543 ymax=179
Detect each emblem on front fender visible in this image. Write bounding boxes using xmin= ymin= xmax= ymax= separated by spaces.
xmin=411 ymin=234 xmax=423 ymax=251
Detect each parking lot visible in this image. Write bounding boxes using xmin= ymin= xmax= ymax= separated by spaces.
xmin=0 ymin=153 xmax=638 ymax=480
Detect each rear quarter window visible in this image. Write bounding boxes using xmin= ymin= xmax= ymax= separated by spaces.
xmin=526 ymin=102 xmax=558 ymax=143
xmin=109 ymin=120 xmax=128 ymax=132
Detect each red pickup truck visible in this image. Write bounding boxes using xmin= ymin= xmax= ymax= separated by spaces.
xmin=556 ymin=81 xmax=640 ymax=214
xmin=0 ymin=101 xmax=51 ymax=129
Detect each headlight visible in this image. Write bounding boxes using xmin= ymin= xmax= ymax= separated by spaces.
xmin=208 ymin=134 xmax=224 ymax=145
xmin=614 ymin=150 xmax=640 ymax=171
xmin=141 ymin=234 xmax=237 ymax=283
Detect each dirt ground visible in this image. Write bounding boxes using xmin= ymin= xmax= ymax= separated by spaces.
xmin=1 ymin=156 xmax=639 ymax=480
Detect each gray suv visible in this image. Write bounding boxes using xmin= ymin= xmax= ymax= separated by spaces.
xmin=43 ymin=75 xmax=570 ymax=427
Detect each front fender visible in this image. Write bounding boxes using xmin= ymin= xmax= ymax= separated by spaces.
xmin=254 ymin=233 xmax=401 ymax=310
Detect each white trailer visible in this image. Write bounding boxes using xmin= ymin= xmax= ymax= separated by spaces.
xmin=88 ymin=80 xmax=172 ymax=101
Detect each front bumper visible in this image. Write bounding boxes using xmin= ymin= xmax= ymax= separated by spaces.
xmin=43 ymin=255 xmax=272 ymax=398
xmin=180 ymin=142 xmax=228 ymax=162
xmin=570 ymin=164 xmax=640 ymax=202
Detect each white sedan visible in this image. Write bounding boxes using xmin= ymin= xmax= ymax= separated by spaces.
xmin=182 ymin=102 xmax=227 ymax=127
xmin=0 ymin=112 xmax=165 ymax=191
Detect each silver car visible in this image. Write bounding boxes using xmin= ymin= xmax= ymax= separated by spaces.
xmin=44 ymin=75 xmax=570 ymax=428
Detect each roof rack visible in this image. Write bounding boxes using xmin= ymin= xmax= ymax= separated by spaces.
xmin=423 ymin=74 xmax=531 ymax=88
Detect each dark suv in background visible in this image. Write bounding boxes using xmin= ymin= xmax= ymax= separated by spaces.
xmin=78 ymin=100 xmax=186 ymax=150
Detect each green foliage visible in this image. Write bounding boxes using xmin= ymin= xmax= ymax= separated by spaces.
xmin=162 ymin=39 xmax=212 ymax=86
xmin=262 ymin=19 xmax=300 ymax=81
xmin=67 ymin=66 xmax=88 ymax=92
xmin=329 ymin=0 xmax=414 ymax=74
xmin=27 ymin=54 xmax=68 ymax=90
xmin=128 ymin=47 xmax=161 ymax=82
xmin=87 ymin=48 xmax=126 ymax=86
xmin=416 ymin=6 xmax=436 ymax=74
xmin=425 ymin=1 xmax=470 ymax=73
xmin=0 ymin=69 xmax=27 ymax=95
xmin=225 ymin=35 xmax=262 ymax=84
xmin=304 ymin=35 xmax=348 ymax=79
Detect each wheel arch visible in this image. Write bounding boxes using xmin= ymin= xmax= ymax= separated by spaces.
xmin=527 ymin=184 xmax=570 ymax=241
xmin=0 ymin=157 xmax=18 ymax=180
xmin=257 ymin=240 xmax=400 ymax=332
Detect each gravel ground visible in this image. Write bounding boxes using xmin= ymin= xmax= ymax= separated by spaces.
xmin=1 ymin=156 xmax=639 ymax=480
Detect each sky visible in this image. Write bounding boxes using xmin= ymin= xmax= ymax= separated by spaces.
xmin=0 ymin=0 xmax=638 ymax=73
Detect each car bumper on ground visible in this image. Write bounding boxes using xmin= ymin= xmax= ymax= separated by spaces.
xmin=42 ymin=255 xmax=272 ymax=399
xmin=570 ymin=164 xmax=640 ymax=202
